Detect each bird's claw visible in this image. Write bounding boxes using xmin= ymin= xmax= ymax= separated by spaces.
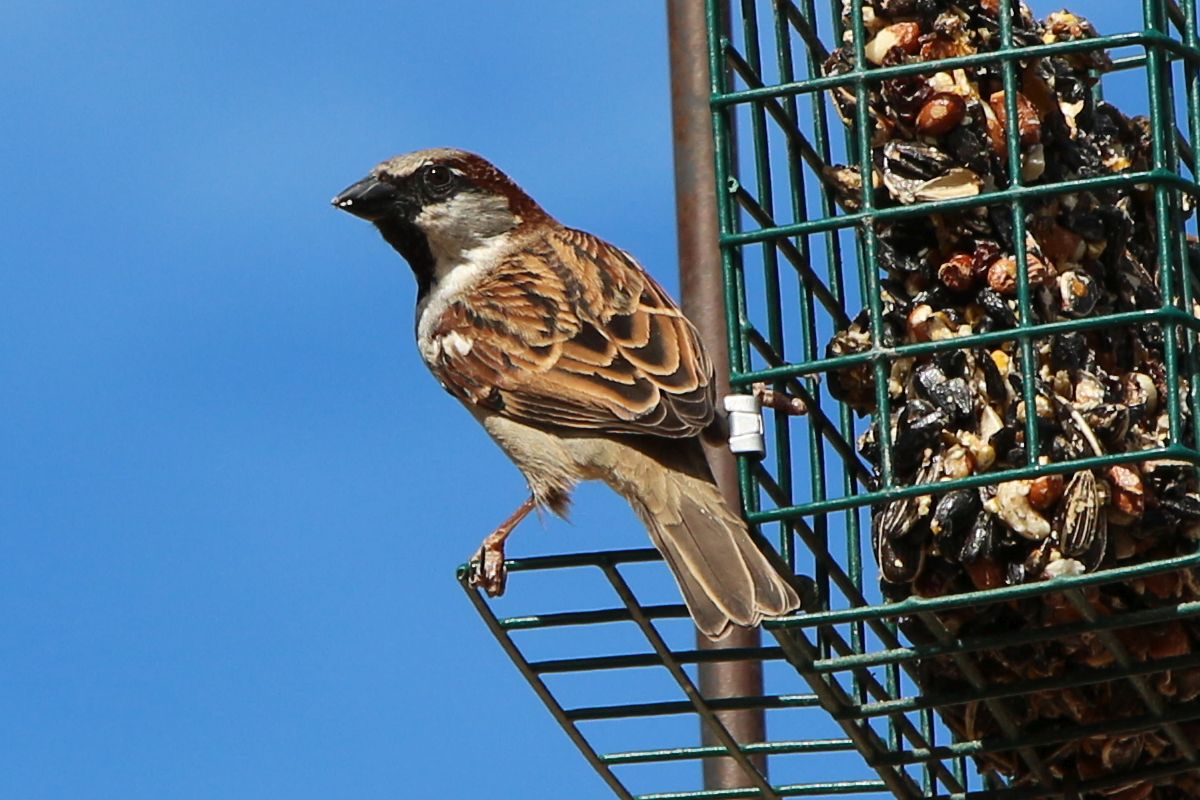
xmin=468 ymin=542 xmax=508 ymax=597
xmin=466 ymin=496 xmax=534 ymax=598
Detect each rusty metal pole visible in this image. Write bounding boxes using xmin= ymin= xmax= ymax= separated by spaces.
xmin=667 ymin=0 xmax=768 ymax=789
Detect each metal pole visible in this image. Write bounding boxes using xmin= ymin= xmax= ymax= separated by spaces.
xmin=666 ymin=0 xmax=768 ymax=789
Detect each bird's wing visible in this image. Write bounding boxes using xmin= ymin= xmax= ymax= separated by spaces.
xmin=426 ymin=227 xmax=714 ymax=437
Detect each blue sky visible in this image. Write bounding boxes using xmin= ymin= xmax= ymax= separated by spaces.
xmin=2 ymin=3 xmax=680 ymax=798
xmin=2 ymin=3 xmax=1166 ymax=799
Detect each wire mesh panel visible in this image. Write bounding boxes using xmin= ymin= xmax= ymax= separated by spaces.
xmin=710 ymin=0 xmax=1200 ymax=797
xmin=460 ymin=551 xmax=894 ymax=800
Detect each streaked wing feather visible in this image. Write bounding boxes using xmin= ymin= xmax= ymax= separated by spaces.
xmin=428 ymin=228 xmax=713 ymax=437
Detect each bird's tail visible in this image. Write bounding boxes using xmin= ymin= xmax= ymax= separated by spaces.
xmin=621 ymin=441 xmax=802 ymax=640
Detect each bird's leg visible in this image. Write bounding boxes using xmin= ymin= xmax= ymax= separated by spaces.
xmin=468 ymin=496 xmax=537 ymax=597
xmin=752 ymin=381 xmax=808 ymax=416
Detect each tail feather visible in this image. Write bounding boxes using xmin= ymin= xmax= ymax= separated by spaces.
xmin=734 ymin=523 xmax=798 ymax=617
xmin=629 ymin=455 xmax=801 ymax=640
xmin=650 ymin=528 xmax=738 ymax=639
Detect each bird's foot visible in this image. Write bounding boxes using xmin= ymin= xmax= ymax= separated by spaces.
xmin=466 ymin=496 xmax=536 ymax=598
xmin=468 ymin=540 xmax=508 ymax=597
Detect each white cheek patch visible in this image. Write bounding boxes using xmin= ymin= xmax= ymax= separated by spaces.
xmin=416 ymin=192 xmax=516 ymax=265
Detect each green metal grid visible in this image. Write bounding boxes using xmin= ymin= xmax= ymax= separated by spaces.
xmin=715 ymin=0 xmax=1200 ymax=520
xmin=462 ymin=1 xmax=1200 ymax=798
xmin=460 ymin=551 xmax=895 ymax=799
xmin=712 ymin=0 xmax=1200 ymax=795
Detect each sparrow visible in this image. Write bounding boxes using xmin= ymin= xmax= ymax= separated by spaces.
xmin=332 ymin=148 xmax=800 ymax=639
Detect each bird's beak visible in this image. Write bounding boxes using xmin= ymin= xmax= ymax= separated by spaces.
xmin=331 ymin=175 xmax=401 ymax=221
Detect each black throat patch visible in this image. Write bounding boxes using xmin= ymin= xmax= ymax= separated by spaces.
xmin=374 ymin=218 xmax=435 ymax=302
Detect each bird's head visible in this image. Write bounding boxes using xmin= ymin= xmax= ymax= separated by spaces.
xmin=333 ymin=149 xmax=548 ymax=292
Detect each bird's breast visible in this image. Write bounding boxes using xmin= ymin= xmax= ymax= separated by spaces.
xmin=413 ymin=237 xmax=512 ymax=365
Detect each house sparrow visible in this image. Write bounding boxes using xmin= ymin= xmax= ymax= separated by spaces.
xmin=332 ymin=148 xmax=799 ymax=639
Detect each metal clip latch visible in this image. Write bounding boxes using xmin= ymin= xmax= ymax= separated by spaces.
xmin=723 ymin=394 xmax=765 ymax=457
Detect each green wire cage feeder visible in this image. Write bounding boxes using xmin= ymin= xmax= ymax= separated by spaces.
xmin=461 ymin=1 xmax=1200 ymax=797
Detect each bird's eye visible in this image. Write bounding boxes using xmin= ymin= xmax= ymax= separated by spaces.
xmin=423 ymin=165 xmax=455 ymax=192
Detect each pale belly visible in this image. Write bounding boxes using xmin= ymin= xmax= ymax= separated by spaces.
xmin=471 ymin=409 xmax=615 ymax=515
xmin=463 ymin=404 xmax=712 ymax=525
